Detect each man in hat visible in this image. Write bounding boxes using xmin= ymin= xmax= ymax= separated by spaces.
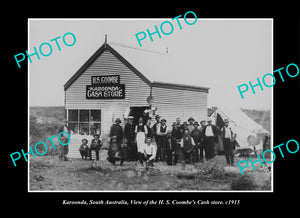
xmin=124 ymin=116 xmax=137 ymax=161
xmin=199 ymin=120 xmax=206 ymax=161
xmin=171 ymin=122 xmax=183 ymax=141
xmin=151 ymin=115 xmax=161 ymax=143
xmin=187 ymin=117 xmax=195 ymax=133
xmin=182 ymin=121 xmax=188 ymax=132
xmin=110 ymin=118 xmax=124 ymax=144
xmin=58 ymin=119 xmax=70 ymax=161
xmin=156 ymin=118 xmax=168 ymax=161
xmin=171 ymin=122 xmax=183 ymax=163
xmin=221 ymin=119 xmax=236 ymax=165
xmin=190 ymin=121 xmax=203 ymax=162
xmin=179 ymin=128 xmax=196 ymax=169
xmin=175 ymin=118 xmax=183 ymax=134
xmin=202 ymin=117 xmax=220 ymax=160
xmin=199 ymin=120 xmax=206 ymax=132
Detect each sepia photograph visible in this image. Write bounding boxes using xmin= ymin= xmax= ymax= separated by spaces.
xmin=28 ymin=18 xmax=272 ymax=192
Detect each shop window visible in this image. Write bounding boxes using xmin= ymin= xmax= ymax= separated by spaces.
xmin=79 ymin=123 xmax=89 ymax=135
xmin=68 ymin=123 xmax=79 ymax=135
xmin=69 ymin=110 xmax=78 ymax=121
xmin=67 ymin=109 xmax=101 ymax=136
xmin=91 ymin=110 xmax=101 ymax=122
xmin=90 ymin=123 xmax=101 ymax=136
xmin=80 ymin=110 xmax=89 ymax=122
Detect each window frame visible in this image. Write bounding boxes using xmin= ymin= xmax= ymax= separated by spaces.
xmin=67 ymin=109 xmax=101 ymax=136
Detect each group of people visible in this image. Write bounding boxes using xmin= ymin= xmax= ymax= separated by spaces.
xmin=79 ymin=114 xmax=237 ymax=168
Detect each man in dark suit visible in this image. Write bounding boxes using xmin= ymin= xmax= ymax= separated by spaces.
xmin=110 ymin=118 xmax=124 ymax=144
xmin=124 ymin=116 xmax=136 ymax=161
xmin=107 ymin=136 xmax=124 ymax=165
xmin=179 ymin=128 xmax=196 ymax=169
xmin=151 ymin=115 xmax=161 ymax=144
xmin=221 ymin=119 xmax=236 ymax=165
xmin=202 ymin=117 xmax=220 ymax=161
xmin=190 ymin=121 xmax=203 ymax=162
xmin=58 ymin=120 xmax=70 ymax=161
xmin=89 ymin=134 xmax=102 ymax=161
xmin=165 ymin=131 xmax=180 ymax=165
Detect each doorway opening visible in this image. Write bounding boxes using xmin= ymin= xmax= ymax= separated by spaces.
xmin=129 ymin=106 xmax=150 ymax=126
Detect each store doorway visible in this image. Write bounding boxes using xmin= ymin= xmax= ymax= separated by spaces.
xmin=129 ymin=106 xmax=150 ymax=126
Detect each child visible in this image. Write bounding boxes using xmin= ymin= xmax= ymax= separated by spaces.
xmin=79 ymin=139 xmax=89 ymax=160
xmin=89 ymin=134 xmax=102 ymax=161
xmin=107 ymin=136 xmax=124 ymax=165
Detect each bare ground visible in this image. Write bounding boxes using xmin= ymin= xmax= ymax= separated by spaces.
xmin=29 ymin=155 xmax=271 ymax=191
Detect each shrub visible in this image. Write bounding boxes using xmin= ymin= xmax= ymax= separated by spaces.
xmin=231 ymin=176 xmax=256 ymax=190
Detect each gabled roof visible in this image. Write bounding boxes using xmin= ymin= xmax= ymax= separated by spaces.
xmin=64 ymin=43 xmax=152 ymax=91
xmin=64 ymin=42 xmax=209 ymax=93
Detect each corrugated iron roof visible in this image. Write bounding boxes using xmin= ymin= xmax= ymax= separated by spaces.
xmin=64 ymin=42 xmax=209 ymax=92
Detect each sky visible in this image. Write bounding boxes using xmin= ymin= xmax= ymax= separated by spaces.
xmin=29 ymin=19 xmax=272 ymax=110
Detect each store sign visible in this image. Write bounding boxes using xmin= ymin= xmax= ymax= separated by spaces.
xmin=86 ymin=75 xmax=125 ymax=99
xmin=91 ymin=75 xmax=120 ymax=85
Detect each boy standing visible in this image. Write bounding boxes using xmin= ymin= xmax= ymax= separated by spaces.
xmin=89 ymin=134 xmax=102 ymax=161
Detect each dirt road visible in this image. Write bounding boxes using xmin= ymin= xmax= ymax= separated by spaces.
xmin=29 ymin=155 xmax=271 ymax=191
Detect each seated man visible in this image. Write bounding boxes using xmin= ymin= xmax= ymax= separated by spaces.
xmin=138 ymin=137 xmax=157 ymax=167
xmin=180 ymin=129 xmax=196 ymax=169
xmin=107 ymin=136 xmax=124 ymax=166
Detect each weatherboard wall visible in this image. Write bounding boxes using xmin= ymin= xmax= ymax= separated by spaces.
xmin=152 ymin=86 xmax=208 ymax=126
xmin=65 ymin=49 xmax=151 ymax=158
xmin=65 ymin=45 xmax=208 ymax=158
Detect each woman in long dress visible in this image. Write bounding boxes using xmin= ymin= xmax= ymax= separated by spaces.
xmin=135 ymin=117 xmax=148 ymax=155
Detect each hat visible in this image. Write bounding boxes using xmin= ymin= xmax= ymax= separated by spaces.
xmin=188 ymin=117 xmax=195 ymax=122
xmin=161 ymin=118 xmax=166 ymax=122
xmin=207 ymin=117 xmax=212 ymax=122
xmin=93 ymin=134 xmax=99 ymax=138
xmin=155 ymin=115 xmax=161 ymax=119
xmin=200 ymin=120 xmax=206 ymax=124
xmin=111 ymin=136 xmax=118 ymax=143
xmin=115 ymin=118 xmax=121 ymax=123
xmin=183 ymin=128 xmax=190 ymax=132
xmin=128 ymin=116 xmax=134 ymax=119
xmin=224 ymin=119 xmax=229 ymax=123
xmin=193 ymin=121 xmax=199 ymax=126
xmin=146 ymin=136 xmax=153 ymax=140
xmin=82 ymin=138 xmax=88 ymax=143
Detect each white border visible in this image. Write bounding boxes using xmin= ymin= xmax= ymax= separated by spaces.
xmin=28 ymin=18 xmax=274 ymax=193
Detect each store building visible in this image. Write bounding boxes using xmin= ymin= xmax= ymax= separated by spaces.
xmin=64 ymin=41 xmax=209 ymax=158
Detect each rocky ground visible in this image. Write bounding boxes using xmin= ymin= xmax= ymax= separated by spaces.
xmin=29 ymin=153 xmax=271 ymax=191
